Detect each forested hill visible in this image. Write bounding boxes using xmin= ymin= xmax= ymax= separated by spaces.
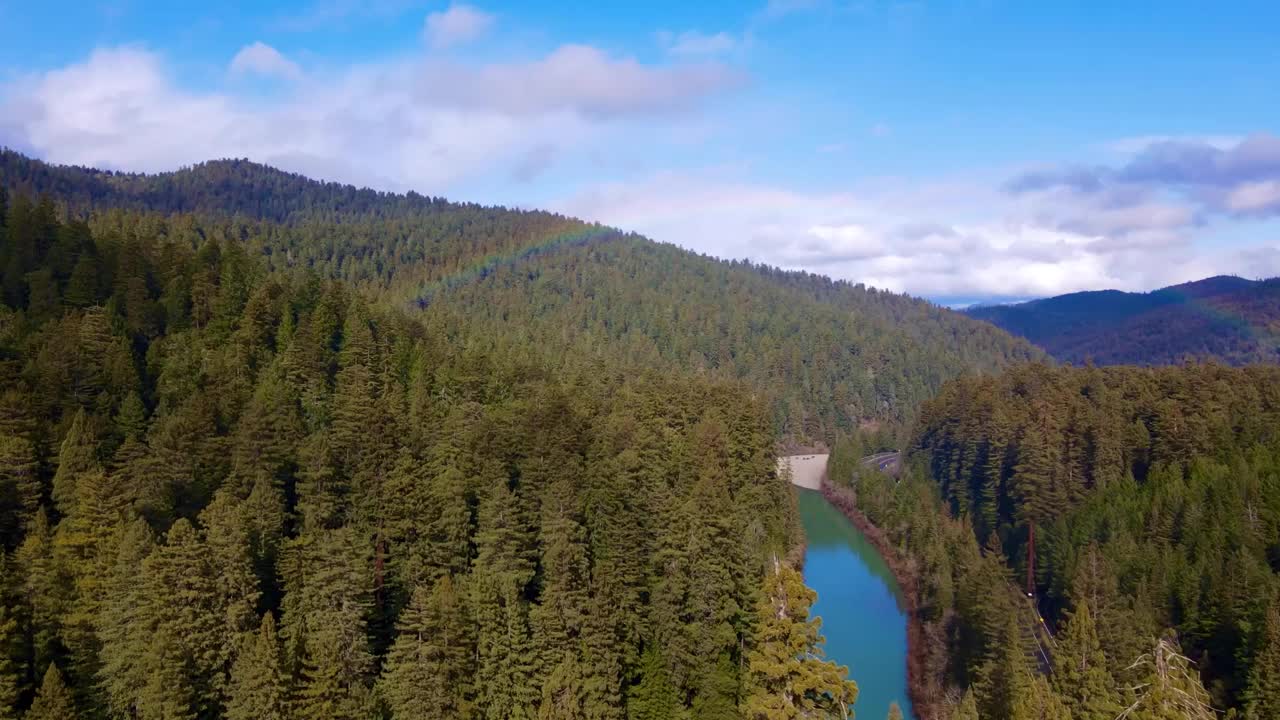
xmin=0 ymin=191 xmax=875 ymax=718
xmin=0 ymin=148 xmax=554 ymax=224
xmin=966 ymin=276 xmax=1280 ymax=366
xmin=1 ymin=150 xmax=1042 ymax=438
xmin=912 ymin=363 xmax=1280 ymax=717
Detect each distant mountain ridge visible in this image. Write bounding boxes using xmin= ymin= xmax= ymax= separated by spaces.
xmin=966 ymin=276 xmax=1280 ymax=365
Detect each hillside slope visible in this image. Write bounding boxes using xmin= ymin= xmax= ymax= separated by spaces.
xmin=1 ymin=150 xmax=1043 ymax=437
xmin=967 ymin=276 xmax=1280 ymax=366
xmin=0 ymin=175 xmax=829 ymax=719
xmin=912 ymin=362 xmax=1280 ymax=713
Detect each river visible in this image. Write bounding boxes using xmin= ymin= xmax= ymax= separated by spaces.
xmin=797 ymin=487 xmax=914 ymax=720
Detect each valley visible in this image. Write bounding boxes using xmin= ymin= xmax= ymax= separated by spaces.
xmin=2 ymin=151 xmax=1278 ymax=720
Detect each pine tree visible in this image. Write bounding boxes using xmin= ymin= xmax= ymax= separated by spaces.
xmin=428 ymin=464 xmax=473 ymax=579
xmin=293 ymin=629 xmax=366 ymax=720
xmin=0 ymin=556 xmax=19 ymax=720
xmin=0 ymin=435 xmax=39 ymax=536
xmin=198 ymin=489 xmax=263 ymax=653
xmin=472 ymin=479 xmax=538 ymax=720
xmin=114 ymin=390 xmax=148 ymax=440
xmin=276 ymin=525 xmax=374 ymax=720
xmin=532 ymin=476 xmax=591 ymax=670
xmin=16 ymin=511 xmax=65 ymax=679
xmin=1010 ymin=675 xmax=1070 ymax=720
xmin=232 ymin=365 xmax=303 ymax=481
xmin=139 ymin=519 xmax=228 ymax=716
xmin=690 ymin=652 xmax=740 ymax=720
xmin=27 ymin=664 xmax=78 ymax=720
xmin=135 ymin=628 xmax=200 ymax=720
xmin=627 ymin=645 xmax=684 ymax=720
xmin=1052 ymin=601 xmax=1122 ymax=718
xmin=97 ymin=518 xmax=155 ymax=718
xmin=976 ymin=614 xmax=1033 ymax=720
xmin=1243 ymin=598 xmax=1280 ymax=720
xmin=743 ymin=560 xmax=858 ymax=720
xmin=226 ymin=613 xmax=288 ymax=720
xmin=52 ymin=408 xmax=99 ymax=516
xmin=74 ymin=307 xmax=114 ymax=406
xmin=380 ymin=577 xmax=474 ymax=720
xmin=63 ymin=253 xmax=100 ymax=307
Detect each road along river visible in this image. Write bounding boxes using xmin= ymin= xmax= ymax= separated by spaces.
xmin=781 ymin=455 xmax=915 ymax=719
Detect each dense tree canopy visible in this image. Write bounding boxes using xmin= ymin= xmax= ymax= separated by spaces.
xmin=2 ymin=150 xmax=1041 ymax=440
xmin=892 ymin=362 xmax=1280 ymax=715
xmin=0 ymin=190 xmax=863 ymax=719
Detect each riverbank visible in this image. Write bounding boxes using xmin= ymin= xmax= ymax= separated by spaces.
xmin=821 ymin=482 xmax=944 ymax=720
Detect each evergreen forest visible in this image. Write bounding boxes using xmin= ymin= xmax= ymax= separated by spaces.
xmin=0 ymin=181 xmax=877 ymax=719
xmin=829 ymin=363 xmax=1280 ymax=719
xmin=7 ymin=150 xmax=1280 ymax=720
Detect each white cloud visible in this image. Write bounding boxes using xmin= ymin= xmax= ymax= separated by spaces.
xmin=229 ymin=42 xmax=301 ymax=80
xmin=420 ymin=44 xmax=740 ymax=118
xmin=423 ymin=3 xmax=494 ymax=49
xmin=658 ymin=30 xmax=737 ymax=57
xmin=5 ymin=46 xmax=1273 ymax=302
xmin=555 ymin=170 xmax=1257 ymax=300
xmin=1225 ymin=180 xmax=1280 ymax=214
xmin=0 ymin=45 xmax=735 ymax=196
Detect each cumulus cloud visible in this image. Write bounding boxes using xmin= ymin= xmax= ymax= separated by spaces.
xmin=424 ymin=3 xmax=494 ymax=49
xmin=657 ymin=30 xmax=737 ymax=57
xmin=555 ymin=170 xmax=1260 ymax=300
xmin=0 ymin=45 xmax=736 ymax=193
xmin=229 ymin=42 xmax=301 ymax=80
xmin=3 ymin=44 xmax=1273 ymax=302
xmin=1225 ymin=180 xmax=1280 ymax=214
xmin=1007 ymin=133 xmax=1280 ymax=218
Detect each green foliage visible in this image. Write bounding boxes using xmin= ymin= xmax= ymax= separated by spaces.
xmin=1051 ymin=601 xmax=1122 ymax=718
xmin=226 ymin=613 xmax=288 ymax=720
xmin=379 ymin=577 xmax=473 ymax=720
xmin=27 ymin=663 xmax=77 ymax=720
xmin=2 ymin=149 xmax=1040 ymax=442
xmin=743 ymin=561 xmax=858 ymax=720
xmin=626 ymin=646 xmax=683 ymax=720
xmin=0 ymin=186 xmax=813 ymax=719
xmin=912 ymin=362 xmax=1280 ymax=714
xmin=1243 ymin=597 xmax=1280 ymax=720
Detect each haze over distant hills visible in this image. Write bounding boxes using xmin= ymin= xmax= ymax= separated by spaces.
xmin=966 ymin=276 xmax=1280 ymax=366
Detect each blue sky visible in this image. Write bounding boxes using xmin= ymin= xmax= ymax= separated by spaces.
xmin=2 ymin=0 xmax=1278 ymax=302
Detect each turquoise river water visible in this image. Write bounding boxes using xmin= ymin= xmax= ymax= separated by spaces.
xmin=796 ymin=488 xmax=914 ymax=720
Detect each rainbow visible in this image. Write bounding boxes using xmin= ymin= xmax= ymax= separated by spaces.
xmin=1144 ymin=280 xmax=1280 ymax=347
xmin=413 ymin=224 xmax=625 ymax=308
